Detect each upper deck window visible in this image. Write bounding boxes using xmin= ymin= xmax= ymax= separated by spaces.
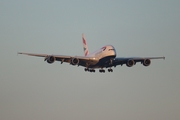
xmin=101 ymin=46 xmax=106 ymax=51
xmin=108 ymin=49 xmax=115 ymax=51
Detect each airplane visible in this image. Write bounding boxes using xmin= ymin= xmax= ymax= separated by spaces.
xmin=18 ymin=34 xmax=165 ymax=73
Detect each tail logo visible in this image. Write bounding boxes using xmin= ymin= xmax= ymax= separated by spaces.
xmin=82 ymin=34 xmax=89 ymax=56
xmin=83 ymin=38 xmax=87 ymax=45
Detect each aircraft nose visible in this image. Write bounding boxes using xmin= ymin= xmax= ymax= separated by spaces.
xmin=113 ymin=49 xmax=116 ymax=57
xmin=111 ymin=46 xmax=116 ymax=53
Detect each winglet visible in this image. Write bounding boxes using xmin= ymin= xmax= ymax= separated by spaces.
xmin=82 ymin=34 xmax=89 ymax=56
xmin=17 ymin=52 xmax=22 ymax=56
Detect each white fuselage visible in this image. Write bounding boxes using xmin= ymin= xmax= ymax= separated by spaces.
xmin=86 ymin=45 xmax=116 ymax=68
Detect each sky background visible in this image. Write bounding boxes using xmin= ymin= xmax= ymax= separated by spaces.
xmin=0 ymin=0 xmax=180 ymax=120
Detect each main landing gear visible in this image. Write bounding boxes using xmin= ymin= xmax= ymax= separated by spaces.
xmin=99 ymin=68 xmax=113 ymax=73
xmin=84 ymin=68 xmax=95 ymax=72
xmin=108 ymin=68 xmax=113 ymax=72
xmin=99 ymin=69 xmax=105 ymax=73
xmin=84 ymin=68 xmax=113 ymax=73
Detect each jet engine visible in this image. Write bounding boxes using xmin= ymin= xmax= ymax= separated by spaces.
xmin=71 ymin=58 xmax=79 ymax=65
xmin=126 ymin=59 xmax=135 ymax=67
xmin=142 ymin=59 xmax=151 ymax=66
xmin=46 ymin=56 xmax=55 ymax=64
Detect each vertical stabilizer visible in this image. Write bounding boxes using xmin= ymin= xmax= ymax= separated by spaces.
xmin=82 ymin=34 xmax=89 ymax=56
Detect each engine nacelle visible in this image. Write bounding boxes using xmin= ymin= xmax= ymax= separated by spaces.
xmin=46 ymin=56 xmax=55 ymax=64
xmin=71 ymin=58 xmax=79 ymax=65
xmin=143 ymin=59 xmax=151 ymax=66
xmin=126 ymin=59 xmax=135 ymax=67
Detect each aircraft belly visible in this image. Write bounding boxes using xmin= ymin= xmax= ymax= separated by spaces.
xmin=88 ymin=55 xmax=116 ymax=68
xmin=89 ymin=60 xmax=98 ymax=65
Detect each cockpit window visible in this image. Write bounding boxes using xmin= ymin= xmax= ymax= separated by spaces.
xmin=101 ymin=46 xmax=106 ymax=51
xmin=108 ymin=49 xmax=115 ymax=51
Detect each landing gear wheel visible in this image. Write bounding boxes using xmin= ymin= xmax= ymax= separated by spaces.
xmin=99 ymin=69 xmax=105 ymax=73
xmin=84 ymin=68 xmax=89 ymax=72
xmin=108 ymin=69 xmax=113 ymax=72
xmin=90 ymin=69 xmax=95 ymax=72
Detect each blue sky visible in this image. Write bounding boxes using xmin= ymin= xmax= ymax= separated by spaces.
xmin=0 ymin=0 xmax=180 ymax=120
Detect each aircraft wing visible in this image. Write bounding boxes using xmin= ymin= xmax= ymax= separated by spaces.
xmin=18 ymin=52 xmax=96 ymax=66
xmin=111 ymin=56 xmax=165 ymax=67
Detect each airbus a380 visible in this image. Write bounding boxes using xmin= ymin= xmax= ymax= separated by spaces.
xmin=18 ymin=34 xmax=165 ymax=73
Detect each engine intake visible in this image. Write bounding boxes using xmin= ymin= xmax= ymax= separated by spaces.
xmin=71 ymin=58 xmax=79 ymax=65
xmin=46 ymin=56 xmax=55 ymax=64
xmin=126 ymin=59 xmax=135 ymax=67
xmin=143 ymin=59 xmax=151 ymax=66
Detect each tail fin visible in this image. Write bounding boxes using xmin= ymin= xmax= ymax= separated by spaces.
xmin=82 ymin=34 xmax=89 ymax=56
